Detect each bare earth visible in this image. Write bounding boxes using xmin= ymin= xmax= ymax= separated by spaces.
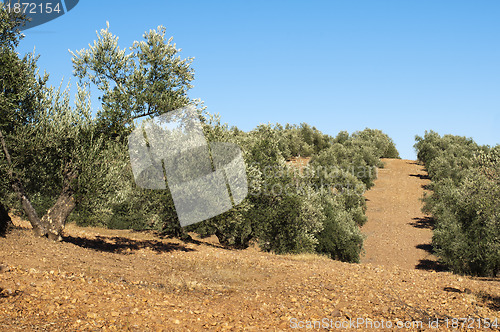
xmin=0 ymin=159 xmax=499 ymax=331
xmin=361 ymin=158 xmax=439 ymax=271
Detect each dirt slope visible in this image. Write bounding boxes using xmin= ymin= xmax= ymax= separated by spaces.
xmin=0 ymin=161 xmax=499 ymax=331
xmin=361 ymin=158 xmax=439 ymax=271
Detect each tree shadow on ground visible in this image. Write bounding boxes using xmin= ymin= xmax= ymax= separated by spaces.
xmin=415 ymin=259 xmax=448 ymax=272
xmin=409 ymin=173 xmax=430 ymax=180
xmin=63 ymin=235 xmax=195 ymax=255
xmin=415 ymin=242 xmax=449 ymax=272
xmin=117 ymin=229 xmax=224 ymax=249
xmin=416 ymin=243 xmax=433 ymax=254
xmin=476 ymin=291 xmax=500 ymax=311
xmin=161 ymin=233 xmax=234 ymax=250
xmin=409 ymin=216 xmax=435 ymax=229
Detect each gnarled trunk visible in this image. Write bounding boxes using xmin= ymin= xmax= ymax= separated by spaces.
xmin=41 ymin=167 xmax=78 ymax=241
xmin=1 ymin=129 xmax=79 ymax=240
xmin=12 ymin=180 xmax=48 ymax=236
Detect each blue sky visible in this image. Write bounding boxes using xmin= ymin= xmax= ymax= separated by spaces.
xmin=14 ymin=0 xmax=500 ymax=159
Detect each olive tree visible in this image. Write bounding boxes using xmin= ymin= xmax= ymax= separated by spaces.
xmin=69 ymin=23 xmax=201 ymax=237
xmin=70 ymin=22 xmax=195 ymax=138
xmin=0 ymin=7 xmax=50 ymax=237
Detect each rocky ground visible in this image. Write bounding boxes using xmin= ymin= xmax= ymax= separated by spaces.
xmin=0 ymin=159 xmax=498 ymax=331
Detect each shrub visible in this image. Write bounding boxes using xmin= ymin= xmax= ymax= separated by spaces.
xmin=351 ymin=128 xmax=400 ymax=159
xmin=310 ymin=143 xmax=378 ymax=189
xmin=315 ymin=194 xmax=364 ymax=263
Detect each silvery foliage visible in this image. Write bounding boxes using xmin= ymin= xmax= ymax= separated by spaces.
xmin=417 ymin=132 xmax=499 ymax=276
xmin=39 ymin=82 xmax=126 ymax=210
xmin=128 ymin=106 xmax=248 ymax=227
xmin=70 ymin=22 xmax=194 ymax=123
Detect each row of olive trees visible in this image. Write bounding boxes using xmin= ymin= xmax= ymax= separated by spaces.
xmin=58 ymin=18 xmax=399 ymax=263
xmin=181 ymin=122 xmax=399 ymax=261
xmin=1 ymin=11 xmax=402 ymax=264
xmin=245 ymin=123 xmax=400 ymax=162
xmin=415 ymin=131 xmax=500 ymax=276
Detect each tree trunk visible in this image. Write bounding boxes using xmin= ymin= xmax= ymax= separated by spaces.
xmin=0 ymin=201 xmax=13 ymax=236
xmin=41 ymin=167 xmax=78 ymax=241
xmin=0 ymin=129 xmax=47 ymax=237
xmin=1 ymin=129 xmax=79 ymax=241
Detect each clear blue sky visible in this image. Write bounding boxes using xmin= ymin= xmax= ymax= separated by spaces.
xmin=15 ymin=0 xmax=500 ymax=159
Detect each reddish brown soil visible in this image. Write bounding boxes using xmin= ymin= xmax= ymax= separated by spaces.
xmin=361 ymin=158 xmax=439 ymax=271
xmin=0 ymin=159 xmax=499 ymax=331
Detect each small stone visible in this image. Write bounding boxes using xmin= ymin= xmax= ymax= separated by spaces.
xmin=87 ymin=312 xmax=97 ymax=319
